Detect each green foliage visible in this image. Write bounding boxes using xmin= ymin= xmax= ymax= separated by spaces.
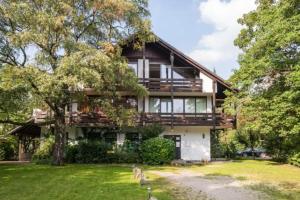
xmin=141 ymin=137 xmax=175 ymax=165
xmin=139 ymin=123 xmax=165 ymax=141
xmin=0 ymin=142 xmax=15 ymax=161
xmin=225 ymin=0 xmax=300 ymax=160
xmin=69 ymin=140 xmax=111 ymax=163
xmin=32 ymin=136 xmax=54 ymax=164
xmin=0 ymin=0 xmax=153 ymax=164
xmin=289 ymin=153 xmax=300 ymax=167
xmin=0 ymin=136 xmax=17 ymax=161
xmin=0 ymin=164 xmax=178 ymax=200
xmin=211 ymin=130 xmax=243 ymax=159
xmin=65 ymin=140 xmax=140 ymax=164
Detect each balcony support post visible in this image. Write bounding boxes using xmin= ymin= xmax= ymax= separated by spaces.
xmin=212 ymin=80 xmax=216 ymax=133
xmin=142 ymin=42 xmax=146 ymax=125
xmin=170 ymin=52 xmax=174 ymax=129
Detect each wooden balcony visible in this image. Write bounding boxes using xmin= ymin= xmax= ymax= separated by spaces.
xmin=33 ymin=110 xmax=234 ymax=128
xmin=139 ymin=78 xmax=202 ymax=92
xmin=140 ymin=112 xmax=234 ymax=127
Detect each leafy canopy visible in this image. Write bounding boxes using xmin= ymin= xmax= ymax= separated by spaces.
xmin=224 ymin=0 xmax=300 ymax=158
xmin=0 ymin=0 xmax=153 ymax=126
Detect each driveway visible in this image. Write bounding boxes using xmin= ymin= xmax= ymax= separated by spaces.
xmin=150 ymin=170 xmax=267 ymax=200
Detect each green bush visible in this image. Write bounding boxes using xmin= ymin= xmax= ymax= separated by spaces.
xmin=65 ymin=140 xmax=140 ymax=164
xmin=141 ymin=137 xmax=175 ymax=165
xmin=139 ymin=124 xmax=164 ymax=141
xmin=75 ymin=140 xmax=111 ymax=163
xmin=32 ymin=136 xmax=54 ymax=164
xmin=289 ymin=153 xmax=300 ymax=167
xmin=65 ymin=144 xmax=79 ymax=163
xmin=0 ymin=141 xmax=16 ymax=160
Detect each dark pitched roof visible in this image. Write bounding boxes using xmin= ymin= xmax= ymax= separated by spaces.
xmin=155 ymin=36 xmax=234 ymax=91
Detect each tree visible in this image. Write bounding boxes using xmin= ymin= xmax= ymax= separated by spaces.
xmin=0 ymin=0 xmax=153 ymax=165
xmin=224 ymin=0 xmax=300 ymax=160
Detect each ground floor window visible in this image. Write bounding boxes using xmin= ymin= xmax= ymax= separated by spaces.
xmin=125 ymin=132 xmax=139 ymax=142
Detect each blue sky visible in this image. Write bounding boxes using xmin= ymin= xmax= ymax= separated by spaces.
xmin=149 ymin=0 xmax=256 ymax=79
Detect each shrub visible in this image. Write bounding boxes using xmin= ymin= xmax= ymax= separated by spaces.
xmin=32 ymin=136 xmax=54 ymax=164
xmin=0 ymin=141 xmax=16 ymax=161
xmin=65 ymin=140 xmax=140 ymax=164
xmin=141 ymin=137 xmax=175 ymax=165
xmin=75 ymin=140 xmax=111 ymax=163
xmin=65 ymin=144 xmax=79 ymax=163
xmin=289 ymin=153 xmax=300 ymax=167
xmin=139 ymin=124 xmax=164 ymax=141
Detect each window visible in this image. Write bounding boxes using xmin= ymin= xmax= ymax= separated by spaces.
xmin=103 ymin=132 xmax=117 ymax=144
xmin=196 ymin=98 xmax=207 ymax=113
xmin=160 ymin=64 xmax=184 ymax=79
xmin=149 ymin=97 xmax=207 ymax=114
xmin=149 ymin=64 xmax=160 ymax=78
xmin=161 ymin=98 xmax=172 ymax=113
xmin=125 ymin=133 xmax=139 ymax=142
xmin=149 ymin=98 xmax=160 ymax=113
xmin=160 ymin=64 xmax=170 ymax=79
xmin=173 ymin=98 xmax=184 ymax=113
xmin=128 ymin=63 xmax=138 ymax=75
xmin=126 ymin=97 xmax=137 ymax=108
xmin=185 ymin=98 xmax=195 ymax=113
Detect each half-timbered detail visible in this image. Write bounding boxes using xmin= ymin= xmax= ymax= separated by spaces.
xmin=13 ymin=36 xmax=236 ymax=162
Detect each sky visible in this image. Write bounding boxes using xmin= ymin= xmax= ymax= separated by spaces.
xmin=149 ymin=0 xmax=256 ymax=79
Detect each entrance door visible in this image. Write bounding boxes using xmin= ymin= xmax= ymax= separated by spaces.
xmin=164 ymin=135 xmax=181 ymax=159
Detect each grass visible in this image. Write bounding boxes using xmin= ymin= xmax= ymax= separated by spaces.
xmin=145 ymin=159 xmax=300 ymax=199
xmin=0 ymin=163 xmax=181 ymax=200
xmin=189 ymin=160 xmax=300 ymax=200
xmin=190 ymin=160 xmax=300 ymax=187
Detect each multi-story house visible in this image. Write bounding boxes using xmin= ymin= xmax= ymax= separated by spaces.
xmin=11 ymin=36 xmax=235 ymax=161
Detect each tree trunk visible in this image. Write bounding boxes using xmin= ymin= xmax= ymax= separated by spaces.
xmin=52 ymin=114 xmax=66 ymax=166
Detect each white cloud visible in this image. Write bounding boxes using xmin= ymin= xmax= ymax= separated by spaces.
xmin=189 ymin=0 xmax=256 ymax=78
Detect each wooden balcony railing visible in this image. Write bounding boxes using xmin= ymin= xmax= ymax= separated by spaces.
xmin=140 ymin=112 xmax=234 ymax=127
xmin=139 ymin=78 xmax=202 ymax=92
xmin=33 ymin=110 xmax=235 ymax=128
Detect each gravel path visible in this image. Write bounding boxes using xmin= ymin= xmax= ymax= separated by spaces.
xmin=151 ymin=170 xmax=266 ymax=200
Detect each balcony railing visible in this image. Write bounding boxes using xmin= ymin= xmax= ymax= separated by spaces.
xmin=139 ymin=78 xmax=202 ymax=92
xmin=140 ymin=112 xmax=234 ymax=127
xmin=33 ymin=110 xmax=235 ymax=128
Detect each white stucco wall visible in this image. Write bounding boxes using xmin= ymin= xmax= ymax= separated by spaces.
xmin=163 ymin=126 xmax=211 ymax=161
xmin=138 ymin=59 xmax=149 ymax=78
xmin=117 ymin=133 xmax=125 ymax=145
xmin=199 ymin=72 xmax=213 ymax=93
xmin=71 ymin=103 xmax=78 ymax=112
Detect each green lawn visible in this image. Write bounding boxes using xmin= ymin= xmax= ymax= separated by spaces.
xmin=0 ymin=163 xmax=178 ymax=200
xmin=190 ymin=160 xmax=300 ymax=188
xmin=191 ymin=160 xmax=300 ymax=199
xmin=147 ymin=160 xmax=300 ymax=199
xmin=1 ymin=161 xmax=300 ymax=200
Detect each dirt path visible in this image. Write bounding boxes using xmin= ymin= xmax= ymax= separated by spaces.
xmin=150 ymin=170 xmax=266 ymax=200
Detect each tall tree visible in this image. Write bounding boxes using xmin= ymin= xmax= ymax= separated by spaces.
xmin=224 ymin=0 xmax=300 ymax=159
xmin=0 ymin=0 xmax=152 ymax=165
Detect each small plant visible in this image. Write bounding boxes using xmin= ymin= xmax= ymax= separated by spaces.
xmin=32 ymin=136 xmax=54 ymax=164
xmin=141 ymin=137 xmax=175 ymax=165
xmin=139 ymin=124 xmax=164 ymax=141
xmin=288 ymin=153 xmax=300 ymax=167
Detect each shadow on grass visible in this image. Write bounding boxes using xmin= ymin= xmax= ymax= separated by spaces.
xmin=249 ymin=183 xmax=300 ymax=200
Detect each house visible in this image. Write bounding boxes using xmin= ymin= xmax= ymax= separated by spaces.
xmin=11 ymin=36 xmax=235 ymax=161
